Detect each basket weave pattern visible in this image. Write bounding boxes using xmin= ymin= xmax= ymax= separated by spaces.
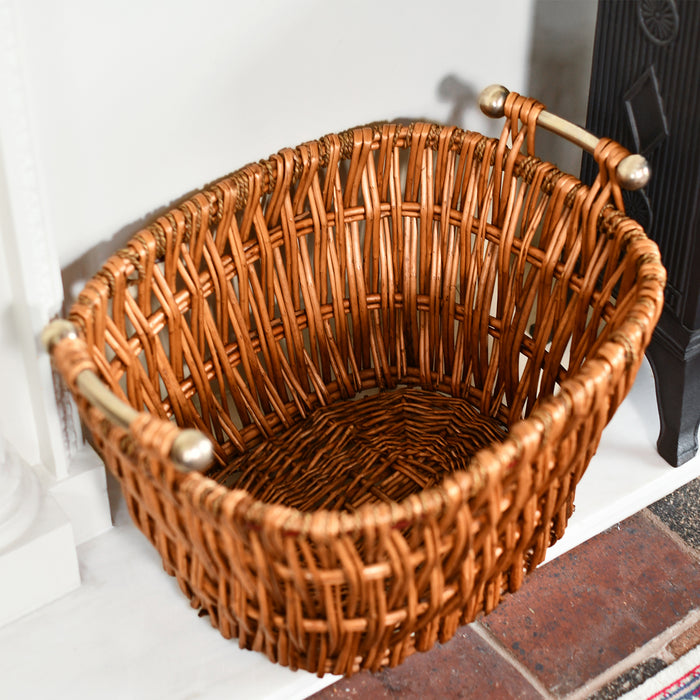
xmin=54 ymin=96 xmax=665 ymax=676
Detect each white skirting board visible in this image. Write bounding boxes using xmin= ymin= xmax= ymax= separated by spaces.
xmin=0 ymin=357 xmax=698 ymax=700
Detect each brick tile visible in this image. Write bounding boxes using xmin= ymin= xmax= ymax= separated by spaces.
xmin=309 ymin=625 xmax=544 ymax=699
xmin=649 ymin=477 xmax=700 ymax=551
xmin=668 ymin=617 xmax=700 ymax=659
xmin=309 ymin=672 xmax=388 ymax=698
xmin=481 ymin=512 xmax=700 ymax=697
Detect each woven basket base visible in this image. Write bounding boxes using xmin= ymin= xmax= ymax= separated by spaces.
xmin=214 ymin=388 xmax=508 ymax=513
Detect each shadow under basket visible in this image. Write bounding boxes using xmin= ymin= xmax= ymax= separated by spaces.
xmin=49 ymin=101 xmax=665 ymax=676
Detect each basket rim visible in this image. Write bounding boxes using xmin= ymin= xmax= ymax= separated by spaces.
xmin=69 ymin=122 xmax=667 ymax=540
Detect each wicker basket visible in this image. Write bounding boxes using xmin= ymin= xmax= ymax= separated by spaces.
xmin=47 ymin=90 xmax=665 ymax=676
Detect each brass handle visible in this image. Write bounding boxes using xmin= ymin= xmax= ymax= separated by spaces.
xmin=42 ymin=320 xmax=213 ymax=473
xmin=479 ymin=84 xmax=650 ymax=191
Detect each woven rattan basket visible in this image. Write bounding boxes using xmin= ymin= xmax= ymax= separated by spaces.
xmin=46 ymin=87 xmax=665 ymax=676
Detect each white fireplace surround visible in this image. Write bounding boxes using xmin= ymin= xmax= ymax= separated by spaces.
xmin=0 ymin=0 xmax=113 ymax=627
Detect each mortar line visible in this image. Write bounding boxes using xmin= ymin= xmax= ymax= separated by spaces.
xmin=640 ymin=507 xmax=700 ymax=564
xmin=562 ymin=608 xmax=700 ymax=700
xmin=470 ymin=621 xmax=556 ymax=699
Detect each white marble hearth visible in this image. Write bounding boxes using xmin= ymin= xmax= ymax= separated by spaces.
xmin=1 ymin=358 xmax=699 ymax=700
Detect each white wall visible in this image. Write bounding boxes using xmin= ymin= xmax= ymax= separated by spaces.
xmin=0 ymin=0 xmax=600 ymax=621
xmin=527 ymin=0 xmax=598 ymax=176
xmin=2 ymin=0 xmax=602 ymax=468
xmin=14 ymin=0 xmax=535 ymax=281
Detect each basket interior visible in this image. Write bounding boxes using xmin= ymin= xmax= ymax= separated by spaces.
xmin=217 ymin=386 xmax=508 ymax=511
xmin=71 ymin=122 xmax=642 ymax=512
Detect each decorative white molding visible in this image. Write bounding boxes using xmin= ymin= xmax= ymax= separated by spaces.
xmin=0 ymin=0 xmax=112 ymax=627
xmin=0 ymin=439 xmax=80 ymax=628
xmin=0 ymin=0 xmax=62 ymax=312
xmin=0 ymin=440 xmax=40 ymax=552
xmin=0 ymin=490 xmax=80 ymax=628
xmin=0 ymin=0 xmax=80 ymax=477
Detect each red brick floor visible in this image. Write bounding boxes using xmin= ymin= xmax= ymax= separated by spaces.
xmin=310 ymin=478 xmax=700 ymax=700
